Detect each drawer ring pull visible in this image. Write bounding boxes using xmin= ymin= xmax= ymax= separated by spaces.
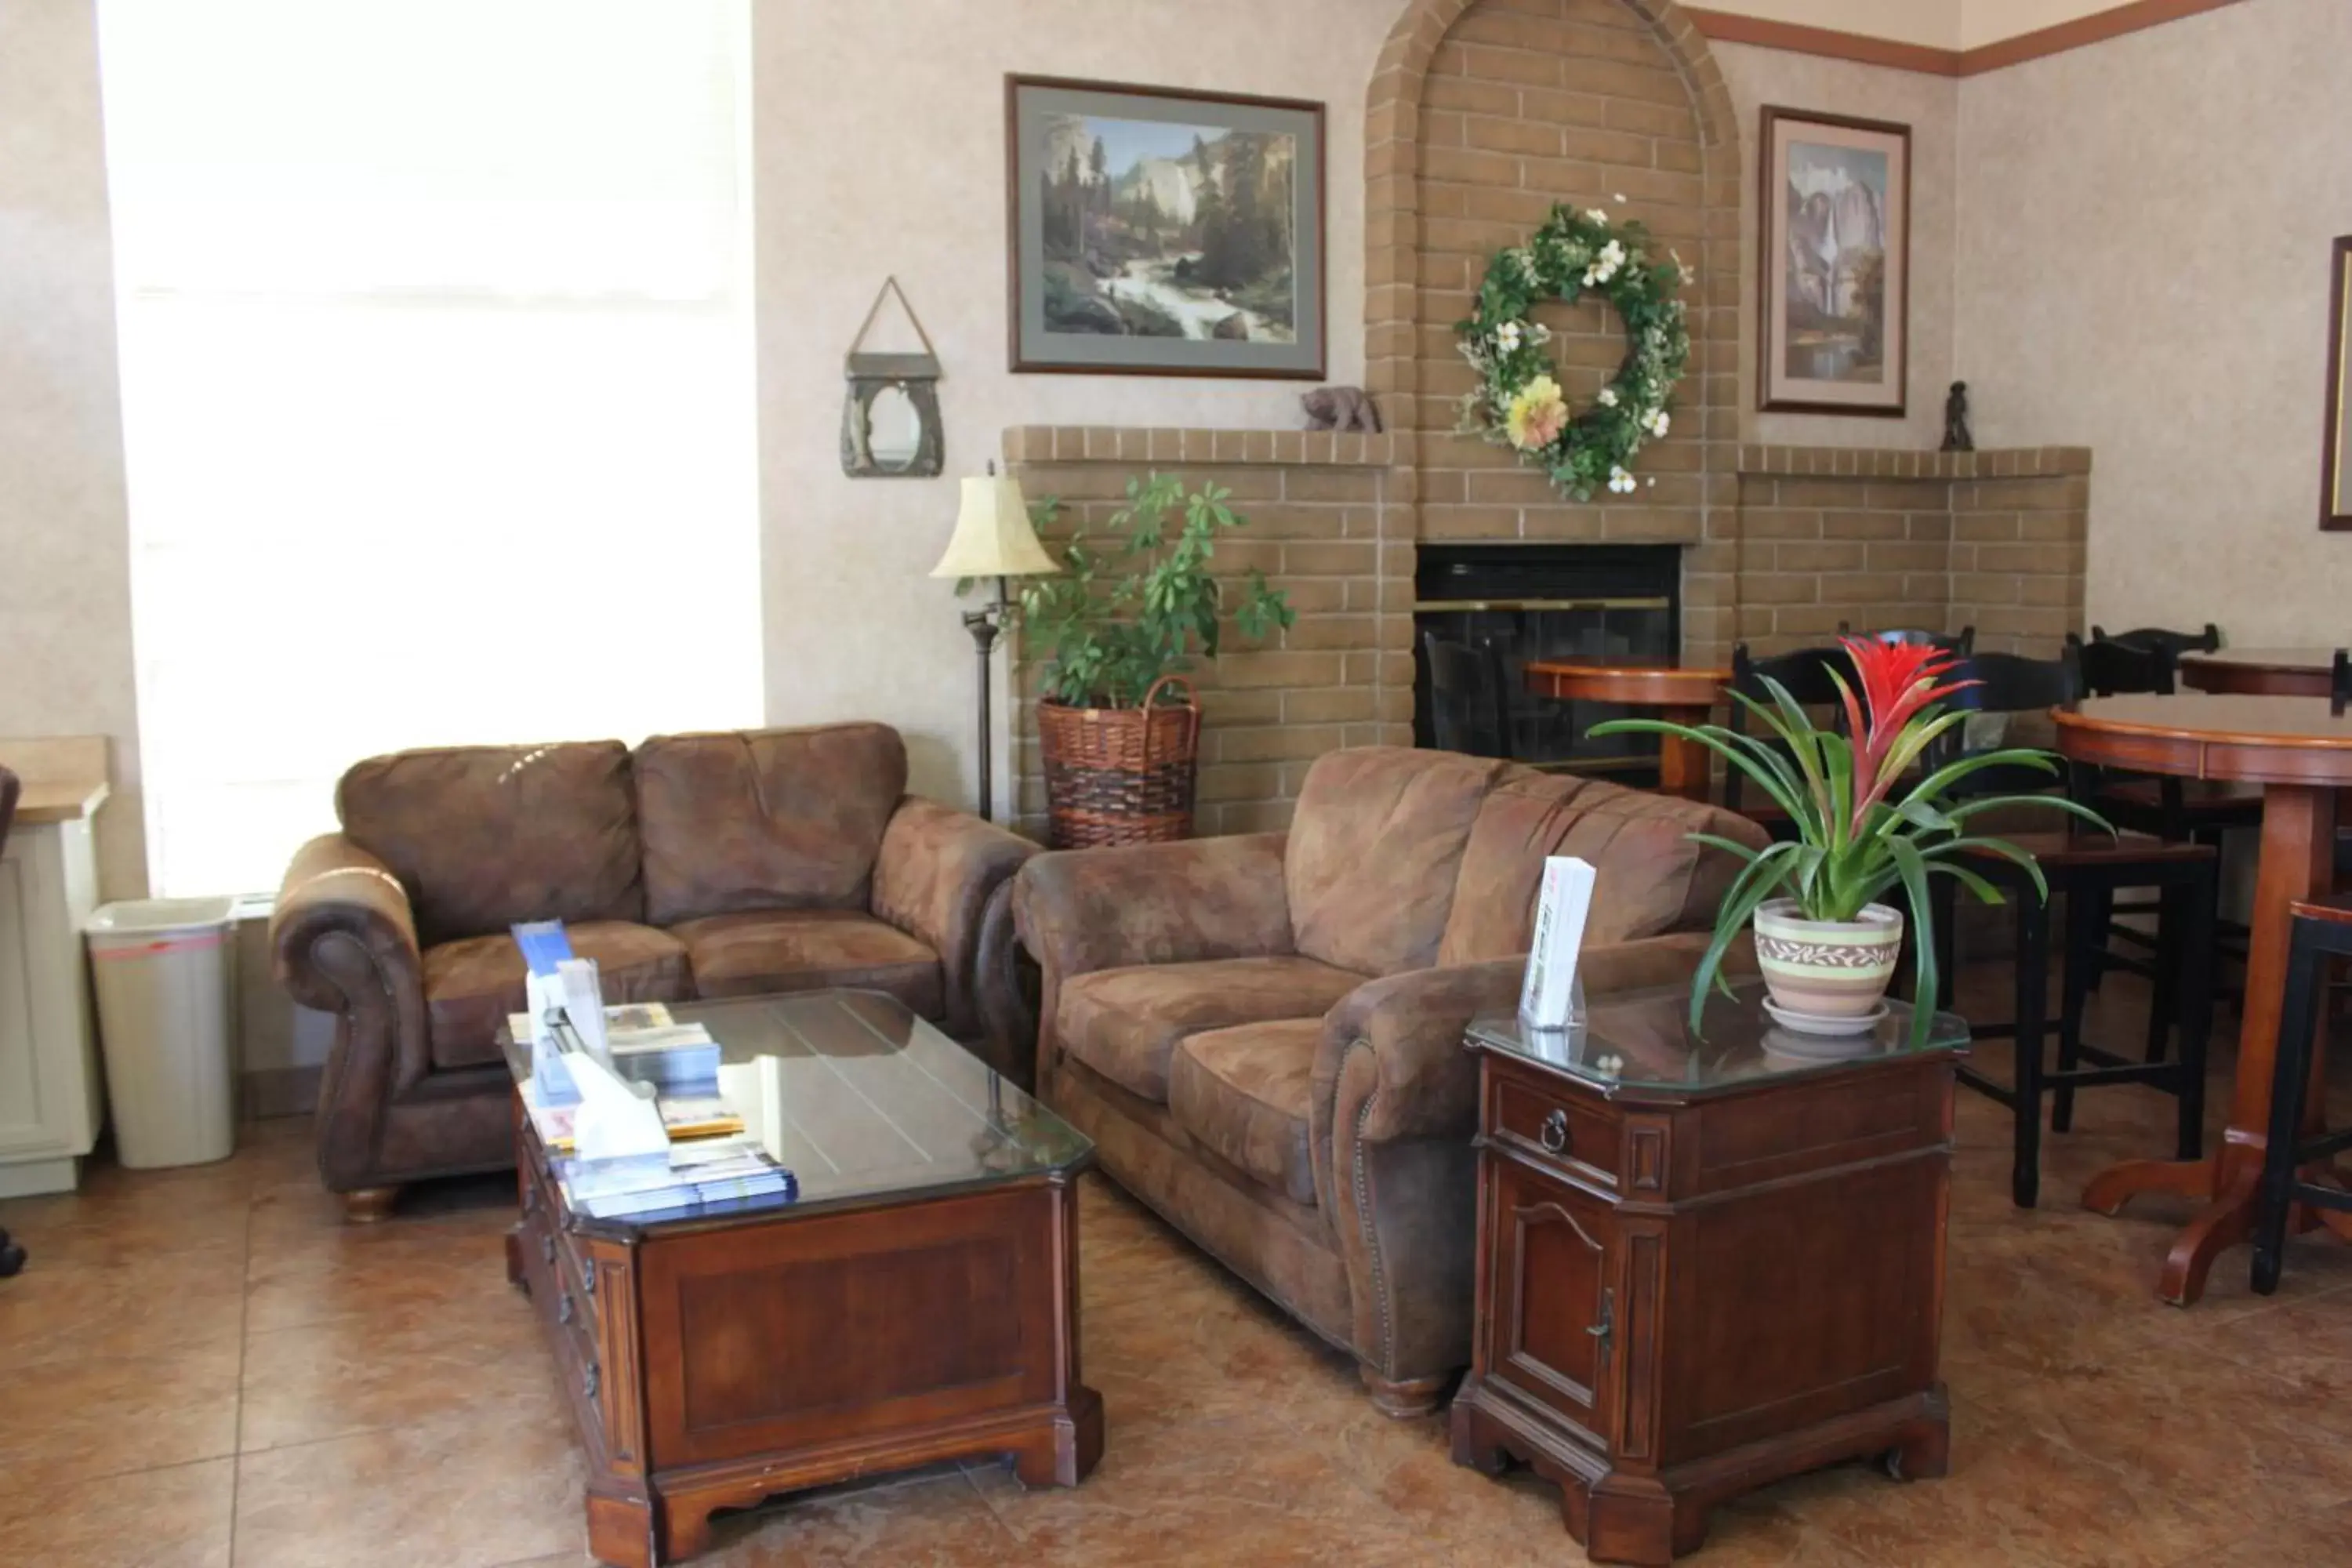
xmin=1539 ymin=1109 xmax=1570 ymax=1155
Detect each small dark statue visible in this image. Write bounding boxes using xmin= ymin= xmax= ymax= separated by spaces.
xmin=1302 ymin=385 xmax=1382 ymax=434
xmin=1940 ymin=381 xmax=1974 ymax=453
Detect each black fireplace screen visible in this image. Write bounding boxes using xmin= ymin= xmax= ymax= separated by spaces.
xmin=1412 ymin=543 xmax=1681 ymax=781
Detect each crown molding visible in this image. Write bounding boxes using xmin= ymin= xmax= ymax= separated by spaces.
xmin=1686 ymin=0 xmax=2249 ymax=78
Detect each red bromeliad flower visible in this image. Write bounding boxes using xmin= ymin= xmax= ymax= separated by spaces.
xmin=1836 ymin=637 xmax=1976 ymax=836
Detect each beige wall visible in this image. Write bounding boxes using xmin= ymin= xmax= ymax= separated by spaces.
xmin=1714 ymin=41 xmax=1958 ymax=452
xmin=751 ymin=0 xmax=1388 ymax=816
xmin=0 ymin=0 xmax=144 ymax=899
xmin=1955 ymin=0 xmax=2350 ymax=642
xmin=1958 ymin=0 xmax=2183 ymax=49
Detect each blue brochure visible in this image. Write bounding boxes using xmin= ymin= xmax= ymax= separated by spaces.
xmin=513 ymin=920 xmax=574 ymax=977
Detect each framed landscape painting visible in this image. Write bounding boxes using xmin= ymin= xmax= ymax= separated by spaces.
xmin=1006 ymin=75 xmax=1325 ymax=379
xmin=2321 ymin=235 xmax=2352 ymax=530
xmin=1759 ymin=107 xmax=1910 ymax=416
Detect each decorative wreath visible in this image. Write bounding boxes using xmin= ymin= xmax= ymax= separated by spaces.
xmin=1454 ymin=201 xmax=1693 ymax=502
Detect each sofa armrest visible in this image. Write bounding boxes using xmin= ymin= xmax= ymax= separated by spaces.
xmin=873 ymin=797 xmax=1037 ymax=1039
xmin=270 ymin=833 xmax=420 ymax=1011
xmin=1308 ymin=931 xmax=1752 ymax=1389
xmin=269 ymin=833 xmax=434 ymax=1192
xmin=1013 ymin=832 xmax=1293 ymax=981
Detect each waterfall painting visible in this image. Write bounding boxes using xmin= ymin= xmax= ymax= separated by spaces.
xmin=1007 ymin=76 xmax=1324 ymax=379
xmin=1759 ymin=107 xmax=1911 ymax=416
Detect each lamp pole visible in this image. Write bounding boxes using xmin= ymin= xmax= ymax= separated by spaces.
xmin=963 ymin=574 xmax=1009 ymax=822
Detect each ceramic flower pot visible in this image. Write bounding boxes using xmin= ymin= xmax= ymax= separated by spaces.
xmin=1751 ymin=900 xmax=1904 ymax=1019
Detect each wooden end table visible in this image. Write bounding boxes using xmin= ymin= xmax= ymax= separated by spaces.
xmin=502 ymin=990 xmax=1102 ymax=1565
xmin=1450 ymin=981 xmax=1964 ymax=1564
xmin=1523 ymin=661 xmax=1728 ymax=801
xmin=2055 ymin=694 xmax=2352 ymax=1304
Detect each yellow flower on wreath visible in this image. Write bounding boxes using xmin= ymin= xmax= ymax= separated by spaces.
xmin=1504 ymin=374 xmax=1569 ymax=451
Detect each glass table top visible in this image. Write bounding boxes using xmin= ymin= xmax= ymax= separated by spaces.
xmin=500 ymin=989 xmax=1093 ymax=1233
xmin=1467 ymin=978 xmax=1969 ymax=1099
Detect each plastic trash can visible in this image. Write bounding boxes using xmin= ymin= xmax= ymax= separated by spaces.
xmin=85 ymin=897 xmax=241 ymax=1168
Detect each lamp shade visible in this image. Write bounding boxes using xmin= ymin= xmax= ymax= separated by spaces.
xmin=929 ymin=474 xmax=1062 ymax=579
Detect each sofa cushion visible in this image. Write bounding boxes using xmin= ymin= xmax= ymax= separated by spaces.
xmin=420 ymin=920 xmax=688 ymax=1072
xmin=672 ymin=908 xmax=943 ymax=1017
xmin=1284 ymin=747 xmax=1504 ymax=978
xmin=635 ymin=724 xmax=908 ymax=926
xmin=1054 ymin=956 xmax=1363 ymax=1104
xmin=339 ymin=742 xmax=642 ymax=946
xmin=1437 ymin=769 xmax=1772 ymax=964
xmin=1168 ymin=1019 xmax=1323 ymax=1208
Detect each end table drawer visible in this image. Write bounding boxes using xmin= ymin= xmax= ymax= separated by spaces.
xmin=1493 ymin=1073 xmax=1618 ymax=1190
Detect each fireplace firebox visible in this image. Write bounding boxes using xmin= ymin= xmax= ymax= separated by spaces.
xmin=1412 ymin=544 xmax=1682 ymax=781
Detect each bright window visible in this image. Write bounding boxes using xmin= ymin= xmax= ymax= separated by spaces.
xmin=98 ymin=0 xmax=760 ymax=897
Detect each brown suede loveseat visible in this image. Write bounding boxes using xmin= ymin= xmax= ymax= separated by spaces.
xmin=1014 ymin=746 xmax=1766 ymax=1414
xmin=272 ymin=722 xmax=1034 ymax=1219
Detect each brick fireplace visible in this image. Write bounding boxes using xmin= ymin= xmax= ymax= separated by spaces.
xmin=993 ymin=0 xmax=2091 ymax=842
xmin=999 ymin=428 xmax=2088 ymax=841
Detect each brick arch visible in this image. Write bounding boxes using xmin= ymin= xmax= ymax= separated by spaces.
xmin=1361 ymin=0 xmax=1748 ymax=672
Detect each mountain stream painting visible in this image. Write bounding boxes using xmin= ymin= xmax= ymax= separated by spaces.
xmin=1008 ymin=78 xmax=1324 ymax=378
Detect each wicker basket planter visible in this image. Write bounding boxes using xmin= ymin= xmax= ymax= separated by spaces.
xmin=1036 ymin=675 xmax=1200 ymax=848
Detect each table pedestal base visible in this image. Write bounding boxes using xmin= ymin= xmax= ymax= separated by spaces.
xmin=2078 ymin=780 xmax=2343 ymax=1304
xmin=2084 ymin=1144 xmax=2352 ymax=1305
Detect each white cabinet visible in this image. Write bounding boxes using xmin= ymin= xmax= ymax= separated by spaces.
xmin=0 ymin=797 xmax=105 ymax=1196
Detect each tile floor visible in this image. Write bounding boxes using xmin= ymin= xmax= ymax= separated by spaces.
xmin=5 ymin=967 xmax=2352 ymax=1567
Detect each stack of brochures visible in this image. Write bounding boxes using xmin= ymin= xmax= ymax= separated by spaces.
xmin=557 ymin=1139 xmax=797 ymax=1220
xmin=507 ymin=920 xmax=792 ymax=1218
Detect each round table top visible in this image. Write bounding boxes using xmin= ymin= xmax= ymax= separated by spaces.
xmin=2176 ymin=646 xmax=2342 ymax=698
xmin=2053 ymin=694 xmax=2352 ymax=785
xmin=1523 ymin=659 xmax=1730 ymax=706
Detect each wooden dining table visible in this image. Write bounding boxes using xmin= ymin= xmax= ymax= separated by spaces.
xmin=2177 ymin=646 xmax=2340 ymax=699
xmin=1523 ymin=659 xmax=1730 ymax=801
xmin=2053 ymin=693 xmax=2352 ymax=1304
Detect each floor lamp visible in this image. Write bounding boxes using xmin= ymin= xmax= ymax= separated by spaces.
xmin=928 ymin=464 xmax=1061 ymax=822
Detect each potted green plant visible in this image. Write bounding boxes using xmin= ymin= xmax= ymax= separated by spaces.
xmin=1592 ymin=638 xmax=2107 ymax=1041
xmin=1006 ymin=471 xmax=1293 ymax=848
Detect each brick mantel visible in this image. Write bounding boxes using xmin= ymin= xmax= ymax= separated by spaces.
xmin=998 ymin=426 xmax=2091 ymax=835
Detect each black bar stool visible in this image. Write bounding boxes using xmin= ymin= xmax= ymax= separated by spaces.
xmin=2251 ymin=895 xmax=2352 ymax=1294
xmin=1722 ymin=642 xmax=1854 ymax=839
xmin=1924 ymin=648 xmax=2220 ymax=1207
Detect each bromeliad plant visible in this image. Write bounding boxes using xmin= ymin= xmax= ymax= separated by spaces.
xmin=1592 ymin=637 xmax=2109 ymax=1041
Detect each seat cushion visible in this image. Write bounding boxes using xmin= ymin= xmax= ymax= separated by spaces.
xmin=1168 ymin=1019 xmax=1323 ymax=1207
xmin=420 ymin=920 xmax=689 ymax=1072
xmin=1054 ymin=956 xmax=1363 ymax=1105
xmin=672 ymin=908 xmax=943 ymax=1017
xmin=339 ymin=742 xmax=643 ymax=946
xmin=634 ymin=724 xmax=908 ymax=925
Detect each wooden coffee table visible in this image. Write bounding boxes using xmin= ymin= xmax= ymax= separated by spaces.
xmin=502 ymin=990 xmax=1102 ymax=1566
xmin=1452 ymin=981 xmax=1965 ymax=1563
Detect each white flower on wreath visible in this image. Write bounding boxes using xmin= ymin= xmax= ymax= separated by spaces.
xmin=1596 ymin=387 xmax=1619 ymax=408
xmin=1494 ymin=321 xmax=1523 ymax=352
xmin=1644 ymin=408 xmax=1670 ymax=437
xmin=1584 ymin=207 xmax=1608 ymax=224
xmin=1608 ymin=466 xmax=1637 ymax=495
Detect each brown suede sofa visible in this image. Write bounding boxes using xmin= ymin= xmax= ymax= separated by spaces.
xmin=1014 ymin=746 xmax=1766 ymax=1414
xmin=271 ymin=722 xmax=1035 ymax=1219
